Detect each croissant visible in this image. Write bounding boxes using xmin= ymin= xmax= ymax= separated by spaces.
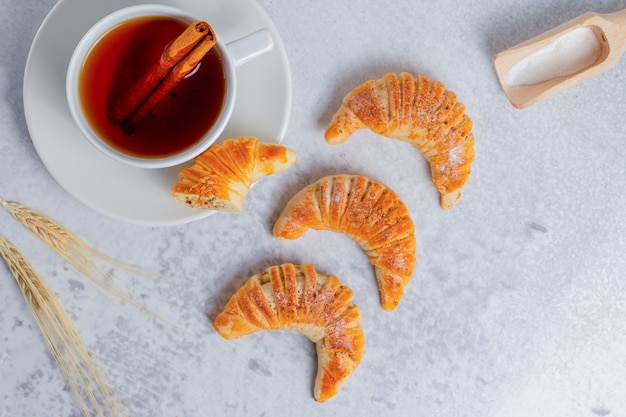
xmin=324 ymin=72 xmax=475 ymax=210
xmin=213 ymin=263 xmax=364 ymax=402
xmin=273 ymin=175 xmax=416 ymax=311
xmin=172 ymin=136 xmax=297 ymax=212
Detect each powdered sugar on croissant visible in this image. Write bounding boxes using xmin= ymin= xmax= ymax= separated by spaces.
xmin=325 ymin=72 xmax=475 ymax=210
xmin=172 ymin=136 xmax=297 ymax=212
xmin=213 ymin=263 xmax=364 ymax=402
xmin=273 ymin=175 xmax=416 ymax=311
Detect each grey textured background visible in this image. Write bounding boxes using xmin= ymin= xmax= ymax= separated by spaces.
xmin=1 ymin=0 xmax=625 ymax=416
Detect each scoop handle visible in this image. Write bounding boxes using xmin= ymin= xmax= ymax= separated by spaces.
xmin=604 ymin=8 xmax=626 ymax=52
xmin=605 ymin=8 xmax=626 ymax=26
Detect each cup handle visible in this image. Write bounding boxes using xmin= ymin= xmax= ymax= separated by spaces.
xmin=226 ymin=29 xmax=274 ymax=67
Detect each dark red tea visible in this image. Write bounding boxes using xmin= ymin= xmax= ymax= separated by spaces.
xmin=78 ymin=16 xmax=226 ymax=159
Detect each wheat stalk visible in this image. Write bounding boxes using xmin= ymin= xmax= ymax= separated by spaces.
xmin=0 ymin=235 xmax=127 ymax=417
xmin=0 ymin=198 xmax=178 ymax=327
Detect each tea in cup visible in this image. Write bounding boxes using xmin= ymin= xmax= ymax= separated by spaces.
xmin=66 ymin=4 xmax=273 ymax=169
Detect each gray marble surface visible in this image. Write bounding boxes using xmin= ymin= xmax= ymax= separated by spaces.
xmin=1 ymin=0 xmax=626 ymax=416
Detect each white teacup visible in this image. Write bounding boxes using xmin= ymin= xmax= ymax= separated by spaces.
xmin=66 ymin=4 xmax=273 ymax=169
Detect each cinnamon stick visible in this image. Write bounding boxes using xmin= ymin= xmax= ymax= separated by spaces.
xmin=110 ymin=20 xmax=215 ymax=126
xmin=121 ymin=32 xmax=217 ymax=134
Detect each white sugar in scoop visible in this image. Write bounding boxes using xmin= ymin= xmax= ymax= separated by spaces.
xmin=503 ymin=27 xmax=602 ymax=86
xmin=493 ymin=8 xmax=626 ymax=108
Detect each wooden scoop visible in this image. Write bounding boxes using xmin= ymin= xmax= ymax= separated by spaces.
xmin=493 ymin=8 xmax=626 ymax=109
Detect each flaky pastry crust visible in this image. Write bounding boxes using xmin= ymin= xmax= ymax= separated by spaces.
xmin=213 ymin=263 xmax=364 ymax=402
xmin=172 ymin=136 xmax=297 ymax=212
xmin=325 ymin=72 xmax=475 ymax=209
xmin=273 ymin=175 xmax=416 ymax=310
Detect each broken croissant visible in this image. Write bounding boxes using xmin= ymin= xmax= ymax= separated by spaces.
xmin=273 ymin=175 xmax=416 ymax=311
xmin=325 ymin=72 xmax=475 ymax=210
xmin=172 ymin=136 xmax=297 ymax=212
xmin=213 ymin=263 xmax=364 ymax=402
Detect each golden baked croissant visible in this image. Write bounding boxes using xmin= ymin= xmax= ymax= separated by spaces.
xmin=213 ymin=263 xmax=364 ymax=402
xmin=273 ymin=175 xmax=416 ymax=311
xmin=324 ymin=72 xmax=475 ymax=210
xmin=172 ymin=136 xmax=297 ymax=212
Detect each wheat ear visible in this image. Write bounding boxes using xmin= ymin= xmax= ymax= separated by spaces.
xmin=0 ymin=199 xmax=179 ymax=327
xmin=0 ymin=235 xmax=127 ymax=417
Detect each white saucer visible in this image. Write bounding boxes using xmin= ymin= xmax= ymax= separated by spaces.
xmin=23 ymin=0 xmax=291 ymax=226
